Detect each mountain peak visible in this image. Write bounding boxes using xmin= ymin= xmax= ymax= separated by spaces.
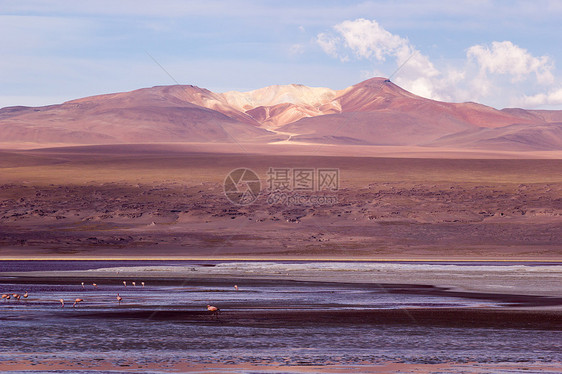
xmin=350 ymin=77 xmax=421 ymax=98
xmin=354 ymin=77 xmax=390 ymax=85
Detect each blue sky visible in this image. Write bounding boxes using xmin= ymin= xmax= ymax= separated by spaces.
xmin=1 ymin=0 xmax=562 ymax=109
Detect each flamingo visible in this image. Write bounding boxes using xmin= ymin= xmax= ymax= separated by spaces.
xmin=23 ymin=291 xmax=29 ymax=299
xmin=1 ymin=294 xmax=9 ymax=301
xmin=81 ymin=282 xmax=85 ymax=289
xmin=207 ymin=305 xmax=220 ymax=319
xmin=141 ymin=282 xmax=145 ymax=287
xmin=73 ymin=298 xmax=83 ymax=308
xmin=117 ymin=294 xmax=122 ymax=304
xmin=13 ymin=294 xmax=21 ymax=301
xmin=123 ymin=281 xmax=127 ymax=287
xmin=234 ymin=285 xmax=239 ymax=291
xmin=59 ymin=299 xmax=65 ymax=307
xmin=132 ymin=281 xmax=136 ymax=287
xmin=92 ymin=283 xmax=98 ymax=288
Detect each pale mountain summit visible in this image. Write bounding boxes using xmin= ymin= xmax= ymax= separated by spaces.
xmin=222 ymin=84 xmax=338 ymax=110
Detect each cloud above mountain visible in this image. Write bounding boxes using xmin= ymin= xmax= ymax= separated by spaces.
xmin=317 ymin=19 xmax=559 ymax=108
xmin=467 ymin=41 xmax=553 ymax=84
xmin=521 ymin=87 xmax=562 ymax=107
xmin=1 ymin=2 xmax=561 ymax=110
xmin=317 ymin=19 xmax=439 ymax=99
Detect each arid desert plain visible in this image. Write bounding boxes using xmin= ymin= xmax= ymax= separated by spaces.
xmin=1 ymin=143 xmax=561 ymax=260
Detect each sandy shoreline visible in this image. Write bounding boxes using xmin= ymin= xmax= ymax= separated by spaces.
xmin=2 ymin=255 xmax=561 ymax=261
xmin=3 ymin=260 xmax=561 ymax=297
xmin=1 ymin=358 xmax=560 ymax=373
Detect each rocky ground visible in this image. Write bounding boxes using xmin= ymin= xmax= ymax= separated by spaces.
xmin=1 ymin=176 xmax=560 ymax=258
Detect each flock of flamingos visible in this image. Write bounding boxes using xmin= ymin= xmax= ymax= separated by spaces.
xmin=1 ymin=280 xmax=228 ymax=318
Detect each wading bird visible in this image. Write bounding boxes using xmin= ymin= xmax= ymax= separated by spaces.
xmin=141 ymin=282 xmax=145 ymax=287
xmin=132 ymin=281 xmax=136 ymax=287
xmin=1 ymin=294 xmax=9 ymax=301
xmin=117 ymin=294 xmax=122 ymax=304
xmin=81 ymin=282 xmax=85 ymax=289
xmin=59 ymin=299 xmax=64 ymax=307
xmin=234 ymin=285 xmax=239 ymax=291
xmin=23 ymin=291 xmax=28 ymax=298
xmin=207 ymin=305 xmax=220 ymax=319
xmin=92 ymin=283 xmax=97 ymax=288
xmin=123 ymin=281 xmax=127 ymax=287
xmin=73 ymin=298 xmax=83 ymax=308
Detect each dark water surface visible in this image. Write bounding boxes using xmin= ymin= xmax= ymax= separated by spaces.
xmin=0 ymin=261 xmax=560 ymax=372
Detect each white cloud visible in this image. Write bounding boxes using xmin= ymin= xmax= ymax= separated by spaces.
xmin=288 ymin=43 xmax=305 ymax=56
xmin=317 ymin=19 xmax=560 ymax=108
xmin=316 ymin=19 xmax=442 ymax=100
xmin=467 ymin=41 xmax=554 ymax=84
xmin=520 ymin=87 xmax=562 ymax=107
xmin=317 ymin=32 xmax=340 ymax=59
xmin=334 ymin=18 xmax=409 ymax=61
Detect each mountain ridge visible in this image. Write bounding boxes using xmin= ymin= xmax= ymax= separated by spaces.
xmin=0 ymin=77 xmax=561 ymax=151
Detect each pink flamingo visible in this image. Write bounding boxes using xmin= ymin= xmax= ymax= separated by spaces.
xmin=1 ymin=294 xmax=9 ymax=301
xmin=117 ymin=294 xmax=122 ymax=304
xmin=234 ymin=285 xmax=239 ymax=291
xmin=23 ymin=291 xmax=29 ymax=298
xmin=141 ymin=282 xmax=145 ymax=287
xmin=207 ymin=305 xmax=220 ymax=319
xmin=123 ymin=281 xmax=127 ymax=287
xmin=92 ymin=283 xmax=98 ymax=288
xmin=73 ymin=298 xmax=83 ymax=308
xmin=59 ymin=299 xmax=65 ymax=307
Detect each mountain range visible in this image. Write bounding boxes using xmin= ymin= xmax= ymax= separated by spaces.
xmin=1 ymin=77 xmax=561 ymax=151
